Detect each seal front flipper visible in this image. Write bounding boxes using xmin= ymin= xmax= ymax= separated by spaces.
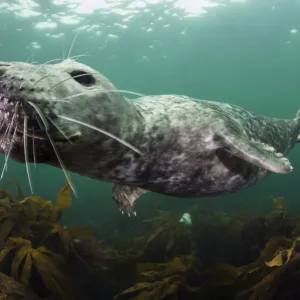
xmin=112 ymin=184 xmax=148 ymax=215
xmin=216 ymin=132 xmax=293 ymax=174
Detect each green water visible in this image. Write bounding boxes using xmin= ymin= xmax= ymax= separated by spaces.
xmin=0 ymin=0 xmax=300 ymax=226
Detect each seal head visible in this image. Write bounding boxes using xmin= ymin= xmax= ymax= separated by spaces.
xmin=0 ymin=60 xmax=141 ymax=174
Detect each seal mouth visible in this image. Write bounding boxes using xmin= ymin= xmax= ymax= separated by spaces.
xmin=21 ymin=130 xmax=81 ymax=144
xmin=0 ymin=97 xmax=81 ymax=147
xmin=54 ymin=132 xmax=82 ymax=145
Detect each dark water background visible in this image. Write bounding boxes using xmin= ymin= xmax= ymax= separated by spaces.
xmin=0 ymin=0 xmax=300 ymax=228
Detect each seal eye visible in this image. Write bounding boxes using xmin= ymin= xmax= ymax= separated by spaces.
xmin=70 ymin=70 xmax=96 ymax=87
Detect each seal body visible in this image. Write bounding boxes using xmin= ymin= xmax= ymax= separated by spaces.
xmin=0 ymin=60 xmax=299 ymax=214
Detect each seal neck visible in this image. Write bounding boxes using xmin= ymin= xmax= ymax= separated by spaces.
xmin=89 ymin=93 xmax=144 ymax=149
xmin=118 ymin=97 xmax=145 ymax=141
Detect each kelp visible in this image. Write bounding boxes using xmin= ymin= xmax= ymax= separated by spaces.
xmin=0 ymin=180 xmax=73 ymax=243
xmin=235 ymin=236 xmax=300 ymax=300
xmin=0 ymin=237 xmax=75 ymax=299
xmin=179 ymin=237 xmax=283 ymax=299
xmin=0 ymin=179 xmax=96 ymax=299
xmin=2 ymin=179 xmax=300 ymax=300
xmin=0 ymin=197 xmax=31 ymax=242
xmin=140 ymin=211 xmax=194 ymax=262
xmin=19 ymin=180 xmax=72 ymax=224
xmin=68 ymin=238 xmax=139 ymax=299
xmin=0 ymin=272 xmax=37 ymax=300
xmin=265 ymin=236 xmax=299 ymax=267
xmin=272 ymin=196 xmax=289 ymax=212
xmin=115 ymin=255 xmax=202 ymax=300
xmin=195 ymin=235 xmax=300 ymax=299
xmin=108 ymin=196 xmax=300 ymax=299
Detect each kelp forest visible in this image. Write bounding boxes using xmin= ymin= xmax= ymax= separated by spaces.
xmin=0 ymin=178 xmax=299 ymax=300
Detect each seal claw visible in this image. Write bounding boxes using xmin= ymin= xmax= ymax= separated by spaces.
xmin=112 ymin=183 xmax=148 ymax=215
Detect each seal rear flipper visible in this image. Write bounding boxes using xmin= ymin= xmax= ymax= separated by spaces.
xmin=112 ymin=184 xmax=148 ymax=216
xmin=216 ymin=133 xmax=293 ymax=174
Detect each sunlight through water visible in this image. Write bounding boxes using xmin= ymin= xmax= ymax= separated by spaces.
xmin=0 ymin=0 xmax=262 ymax=57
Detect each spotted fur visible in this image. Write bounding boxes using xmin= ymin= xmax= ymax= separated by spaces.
xmin=0 ymin=60 xmax=299 ymax=214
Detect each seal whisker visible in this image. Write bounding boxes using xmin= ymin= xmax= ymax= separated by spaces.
xmin=67 ymin=29 xmax=81 ymax=60
xmin=61 ymin=38 xmax=66 ymax=61
xmin=48 ymin=72 xmax=99 ymax=92
xmin=21 ymin=58 xmax=64 ymax=90
xmin=2 ymin=119 xmax=13 ymax=145
xmin=52 ymin=99 xmax=73 ymax=104
xmin=1 ymin=102 xmax=20 ymax=179
xmin=41 ymin=58 xmax=63 ymax=66
xmin=19 ymin=53 xmax=34 ymax=83
xmin=45 ymin=130 xmax=77 ymax=197
xmin=2 ymin=102 xmax=20 ymax=148
xmin=59 ymin=89 xmax=145 ymax=101
xmin=27 ymin=101 xmax=50 ymax=131
xmin=58 ymin=115 xmax=143 ymax=155
xmin=0 ymin=120 xmax=5 ymax=132
xmin=38 ymin=99 xmax=72 ymax=105
xmin=105 ymin=89 xmax=144 ymax=98
xmin=22 ymin=54 xmax=89 ymax=90
xmin=23 ymin=115 xmax=34 ymax=194
xmin=32 ymin=128 xmax=37 ymax=169
xmin=1 ymin=126 xmax=18 ymax=179
xmin=47 ymin=118 xmax=73 ymax=144
xmin=69 ymin=53 xmax=91 ymax=61
xmin=2 ymin=119 xmax=14 ymax=160
xmin=32 ymin=74 xmax=58 ymax=89
xmin=29 ymin=104 xmax=77 ymax=197
xmin=67 ymin=20 xmax=90 ymax=60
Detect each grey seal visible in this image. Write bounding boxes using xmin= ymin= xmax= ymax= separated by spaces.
xmin=0 ymin=59 xmax=299 ymax=215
